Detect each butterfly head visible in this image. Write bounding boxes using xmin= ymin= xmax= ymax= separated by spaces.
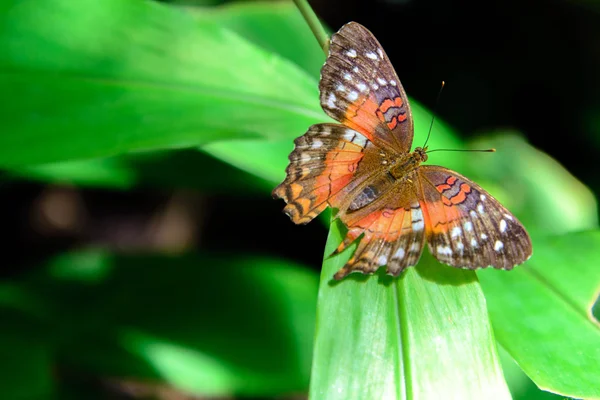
xmin=413 ymin=146 xmax=429 ymax=163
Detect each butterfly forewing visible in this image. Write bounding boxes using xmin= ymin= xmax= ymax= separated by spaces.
xmin=320 ymin=22 xmax=414 ymax=154
xmin=272 ymin=123 xmax=374 ymax=224
xmin=419 ymin=166 xmax=532 ymax=269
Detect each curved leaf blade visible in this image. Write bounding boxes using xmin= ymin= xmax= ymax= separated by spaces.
xmin=0 ymin=0 xmax=322 ymax=166
xmin=479 ymin=231 xmax=600 ymax=399
xmin=309 ymin=221 xmax=511 ymax=400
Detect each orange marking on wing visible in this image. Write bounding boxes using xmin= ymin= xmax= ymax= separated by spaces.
xmin=423 ymin=200 xmax=461 ymax=234
xmin=436 ymin=183 xmax=452 ymax=192
xmin=296 ymin=198 xmax=311 ymax=213
xmin=387 ymin=117 xmax=398 ymax=130
xmin=330 ymin=151 xmax=362 ymax=163
xmin=436 ymin=176 xmax=459 ymax=193
xmin=290 ymin=183 xmax=303 ymax=199
xmin=382 ymin=209 xmax=394 ymax=218
xmin=397 ymin=114 xmax=407 ymax=122
xmin=384 ymin=208 xmax=412 ymax=242
xmin=449 ymin=183 xmax=472 ymax=205
xmin=379 ymin=98 xmax=396 ymax=113
xmin=394 ymin=97 xmax=404 ymax=107
xmin=343 ymin=98 xmax=379 ymax=141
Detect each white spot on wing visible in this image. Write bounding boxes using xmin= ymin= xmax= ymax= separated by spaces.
xmin=347 ymin=91 xmax=359 ymax=101
xmin=413 ymin=220 xmax=424 ymax=231
xmin=377 ymin=255 xmax=388 ymax=265
xmin=326 ymin=94 xmax=337 ymax=109
xmin=481 ymin=233 xmax=488 ymax=240
xmin=393 ymin=247 xmax=405 ymax=260
xmin=366 ymin=51 xmax=378 ymax=60
xmin=357 ymin=82 xmax=367 ymax=92
xmin=410 ymin=242 xmax=420 ymax=252
xmin=471 ymin=238 xmax=478 ymax=247
xmin=477 ymin=203 xmax=485 ymax=214
xmin=343 ymin=73 xmax=352 ymax=81
xmin=377 ymin=77 xmax=387 ymax=85
xmin=470 ymin=210 xmax=477 ymax=218
xmin=451 ymin=226 xmax=462 ymax=238
xmin=311 ymin=140 xmax=323 ymax=149
xmin=464 ymin=221 xmax=473 ymax=232
xmin=346 ymin=49 xmax=357 ymax=58
xmin=500 ymin=219 xmax=507 ymax=233
xmin=352 ymin=66 xmax=359 ymax=73
xmin=343 ymin=130 xmax=355 ymax=141
xmin=504 ymin=214 xmax=513 ymax=221
xmin=372 ymin=83 xmax=379 ymax=90
xmin=437 ymin=245 xmax=453 ymax=256
xmin=390 ymin=80 xmax=397 ymax=86
xmin=353 ymin=134 xmax=367 ymax=147
xmin=377 ymin=48 xmax=384 ymax=59
xmin=456 ymin=242 xmax=464 ymax=251
xmin=336 ymin=84 xmax=346 ymax=92
xmin=494 ymin=241 xmax=504 ymax=251
xmin=480 ymin=194 xmax=487 ymax=201
xmin=300 ymin=153 xmax=311 ymax=162
xmin=412 ymin=208 xmax=424 ymax=231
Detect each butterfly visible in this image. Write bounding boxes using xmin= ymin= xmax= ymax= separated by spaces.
xmin=273 ymin=22 xmax=532 ymax=280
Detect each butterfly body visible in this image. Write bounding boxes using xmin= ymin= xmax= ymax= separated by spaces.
xmin=273 ymin=22 xmax=532 ymax=280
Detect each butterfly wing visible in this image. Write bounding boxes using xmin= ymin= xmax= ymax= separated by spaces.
xmin=418 ymin=166 xmax=532 ymax=269
xmin=332 ymin=172 xmax=426 ymax=280
xmin=320 ymin=22 xmax=414 ymax=154
xmin=272 ymin=123 xmax=375 ymax=224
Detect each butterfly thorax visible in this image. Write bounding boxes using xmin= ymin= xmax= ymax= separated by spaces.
xmin=388 ymin=146 xmax=428 ymax=180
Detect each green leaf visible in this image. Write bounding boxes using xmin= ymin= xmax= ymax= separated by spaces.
xmin=195 ymin=1 xmax=325 ymax=77
xmin=14 ymin=251 xmax=319 ymax=397
xmin=498 ymin=346 xmax=563 ymax=400
xmin=0 ymin=0 xmax=322 ymax=167
xmin=479 ymin=231 xmax=600 ymax=398
xmin=309 ymin=221 xmax=511 ymax=400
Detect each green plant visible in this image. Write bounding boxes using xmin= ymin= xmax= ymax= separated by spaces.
xmin=0 ymin=0 xmax=598 ymax=399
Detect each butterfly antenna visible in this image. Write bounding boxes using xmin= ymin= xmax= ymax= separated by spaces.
xmin=423 ymin=81 xmax=445 ymax=149
xmin=426 ymin=148 xmax=496 ymax=154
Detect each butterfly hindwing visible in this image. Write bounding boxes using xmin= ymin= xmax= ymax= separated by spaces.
xmin=272 ymin=123 xmax=373 ymax=224
xmin=333 ymin=174 xmax=426 ymax=279
xmin=320 ymin=22 xmax=414 ymax=154
xmin=418 ymin=166 xmax=533 ymax=269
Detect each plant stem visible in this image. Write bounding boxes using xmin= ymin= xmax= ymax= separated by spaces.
xmin=292 ymin=0 xmax=330 ymax=55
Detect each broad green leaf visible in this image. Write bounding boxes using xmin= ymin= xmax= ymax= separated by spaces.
xmin=309 ymin=221 xmax=511 ymax=400
xmin=0 ymin=0 xmax=322 ymax=167
xmin=498 ymin=346 xmax=563 ymax=400
xmin=479 ymin=231 xmax=600 ymax=398
xmin=7 ymin=251 xmax=319 ymax=397
xmin=196 ymin=1 xmax=325 ymax=77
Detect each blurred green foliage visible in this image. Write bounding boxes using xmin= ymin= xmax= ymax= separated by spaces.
xmin=0 ymin=0 xmax=598 ymax=399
